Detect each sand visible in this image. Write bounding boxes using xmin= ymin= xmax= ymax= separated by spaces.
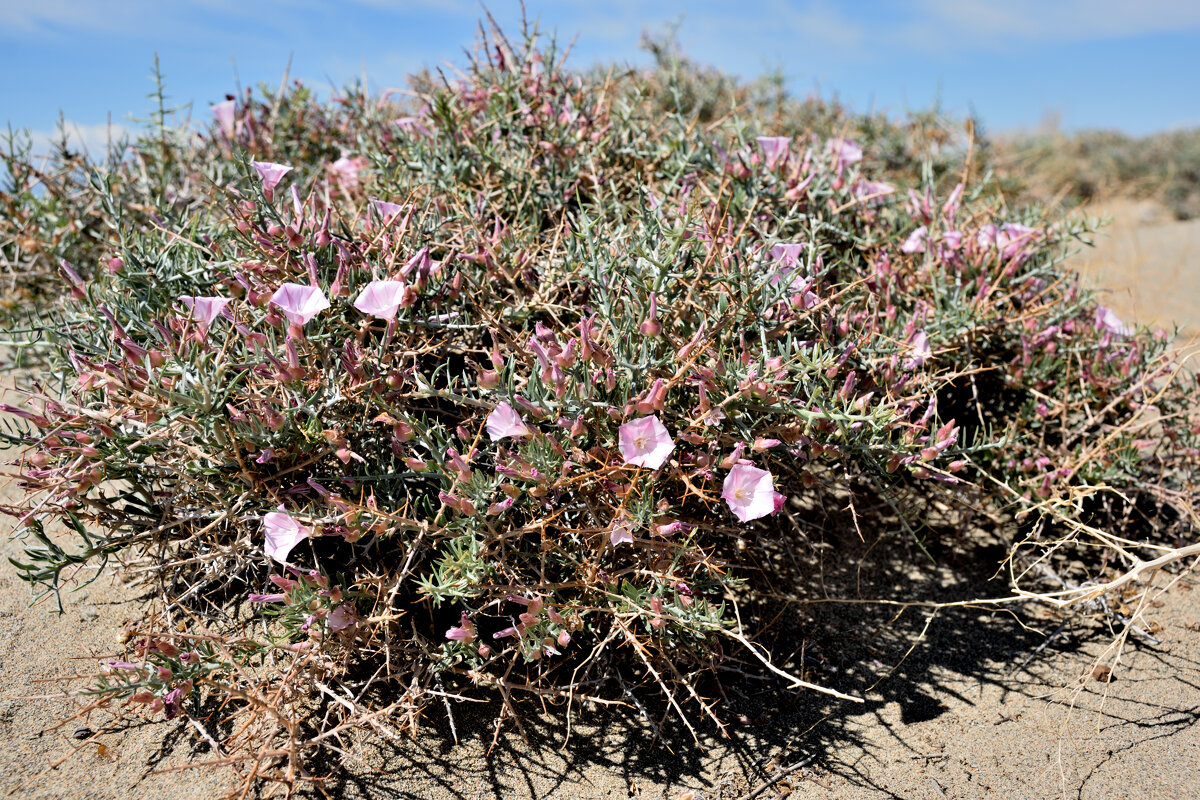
xmin=1 ymin=200 xmax=1198 ymax=799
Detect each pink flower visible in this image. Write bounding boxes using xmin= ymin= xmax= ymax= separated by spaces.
xmin=269 ymin=283 xmax=329 ymax=326
xmin=721 ymin=463 xmax=780 ymax=523
xmin=329 ymin=154 xmax=366 ymax=189
xmin=371 ymin=199 xmax=410 ymax=227
xmin=1095 ymin=306 xmax=1133 ymax=337
xmin=756 ymin=136 xmax=790 ymax=169
xmin=853 ymin=180 xmax=895 ymax=201
xmin=618 ymin=414 xmax=674 ymax=470
xmin=997 ymin=223 xmax=1036 ymax=259
xmin=353 ymin=280 xmax=407 ymax=321
xmin=211 ymin=100 xmax=235 ymax=139
xmin=486 ymin=402 xmax=531 ymax=442
xmin=328 ymin=604 xmax=357 ymax=632
xmin=179 ymin=295 xmax=231 ymax=333
xmin=393 ymin=116 xmax=433 ymax=137
xmin=901 ymin=226 xmax=928 ymax=254
xmin=610 ymin=517 xmax=635 ymax=546
xmin=248 ymin=593 xmax=287 ymax=603
xmin=445 ymin=612 xmax=476 ymax=643
xmin=251 ymin=160 xmax=293 ymax=197
xmin=770 ymin=243 xmax=804 ymax=267
xmin=263 ymin=507 xmax=310 ymax=564
xmin=828 ymin=137 xmax=862 ymax=168
xmin=904 ymin=331 xmax=931 ymax=370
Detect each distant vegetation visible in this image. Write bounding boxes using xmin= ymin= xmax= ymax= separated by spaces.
xmin=999 ymin=124 xmax=1200 ymax=219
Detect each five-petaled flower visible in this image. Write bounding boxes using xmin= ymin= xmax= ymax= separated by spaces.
xmin=270 ymin=283 xmax=330 ymax=326
xmin=210 ymin=100 xmax=236 ymax=139
xmin=371 ymin=199 xmax=409 ymax=227
xmin=610 ymin=517 xmax=635 ymax=546
xmin=262 ymin=507 xmax=310 ymax=564
xmin=445 ymin=612 xmax=476 ymax=643
xmin=756 ymin=136 xmax=790 ymax=169
xmin=353 ymin=280 xmax=407 ymax=321
xmin=828 ymin=137 xmax=863 ymax=169
xmin=179 ymin=295 xmax=231 ymax=337
xmin=251 ymin=160 xmax=293 ymax=198
xmin=904 ymin=331 xmax=931 ymax=370
xmin=1095 ymin=306 xmax=1133 ymax=337
xmin=486 ymin=402 xmax=531 ymax=441
xmin=721 ymin=463 xmax=781 ymax=523
xmin=618 ymin=414 xmax=674 ymax=470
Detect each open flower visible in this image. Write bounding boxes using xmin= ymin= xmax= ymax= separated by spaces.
xmin=445 ymin=612 xmax=476 ymax=643
xmin=904 ymin=331 xmax=931 ymax=370
xmin=178 ymin=295 xmax=230 ymax=335
xmin=270 ymin=283 xmax=329 ymax=326
xmin=486 ymin=402 xmax=531 ymax=441
xmin=770 ymin=243 xmax=804 ymax=267
xmin=251 ymin=160 xmax=292 ymax=197
xmin=756 ymin=136 xmax=790 ymax=169
xmin=610 ymin=516 xmax=635 ymax=546
xmin=262 ymin=507 xmax=310 ymax=564
xmin=329 ymin=154 xmax=367 ymax=189
xmin=618 ymin=414 xmax=674 ymax=470
xmin=721 ymin=463 xmax=780 ymax=522
xmin=1095 ymin=306 xmax=1133 ymax=337
xmin=328 ymin=604 xmax=357 ymax=632
xmin=371 ymin=199 xmax=410 ymax=227
xmin=901 ymin=226 xmax=928 ymax=254
xmin=210 ymin=100 xmax=235 ymax=139
xmin=828 ymin=137 xmax=862 ymax=168
xmin=353 ymin=280 xmax=407 ymax=321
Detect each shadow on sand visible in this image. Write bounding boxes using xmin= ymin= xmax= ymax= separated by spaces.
xmin=294 ymin=484 xmax=1174 ymax=800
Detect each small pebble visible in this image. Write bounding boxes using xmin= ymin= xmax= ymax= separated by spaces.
xmin=72 ymin=726 xmax=93 ymax=740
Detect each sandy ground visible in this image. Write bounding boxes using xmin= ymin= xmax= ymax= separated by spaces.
xmin=1 ymin=201 xmax=1198 ymax=799
xmin=1069 ymin=199 xmax=1200 ymax=346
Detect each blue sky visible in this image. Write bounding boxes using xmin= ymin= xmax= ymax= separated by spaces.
xmin=3 ymin=0 xmax=1199 ymax=155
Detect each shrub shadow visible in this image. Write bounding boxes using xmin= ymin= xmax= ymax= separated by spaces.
xmin=302 ymin=481 xmax=1141 ymax=799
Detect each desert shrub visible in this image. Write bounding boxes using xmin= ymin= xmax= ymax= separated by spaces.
xmin=1 ymin=20 xmax=1197 ymax=790
xmin=999 ymin=126 xmax=1200 ymax=219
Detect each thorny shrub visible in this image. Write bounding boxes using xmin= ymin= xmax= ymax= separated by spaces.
xmin=1 ymin=20 xmax=1197 ymax=792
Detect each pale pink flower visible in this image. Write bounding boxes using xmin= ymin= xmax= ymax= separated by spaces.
xmin=853 ymin=180 xmax=895 ymax=201
xmin=269 ymin=283 xmax=329 ymax=326
xmin=445 ymin=612 xmax=476 ymax=642
xmin=901 ymin=226 xmax=928 ymax=254
xmin=770 ymin=243 xmax=804 ymax=267
xmin=210 ymin=99 xmax=236 ymax=139
xmin=263 ymin=507 xmax=310 ymax=564
xmin=486 ymin=402 xmax=531 ymax=441
xmin=371 ymin=199 xmax=409 ymax=226
xmin=251 ymin=160 xmax=293 ymax=197
xmin=329 ymin=154 xmax=367 ymax=189
xmin=998 ymin=223 xmax=1036 ymax=259
xmin=756 ymin=136 xmax=790 ymax=169
xmin=721 ymin=463 xmax=780 ymax=523
xmin=610 ymin=517 xmax=635 ymax=546
xmin=393 ymin=116 xmax=433 ymax=137
xmin=328 ymin=604 xmax=357 ymax=632
xmin=1095 ymin=306 xmax=1133 ymax=337
xmin=353 ymin=280 xmax=407 ymax=321
xmin=618 ymin=414 xmax=674 ymax=470
xmin=828 ymin=137 xmax=863 ymax=168
xmin=904 ymin=331 xmax=931 ymax=370
xmin=179 ymin=295 xmax=231 ymax=331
